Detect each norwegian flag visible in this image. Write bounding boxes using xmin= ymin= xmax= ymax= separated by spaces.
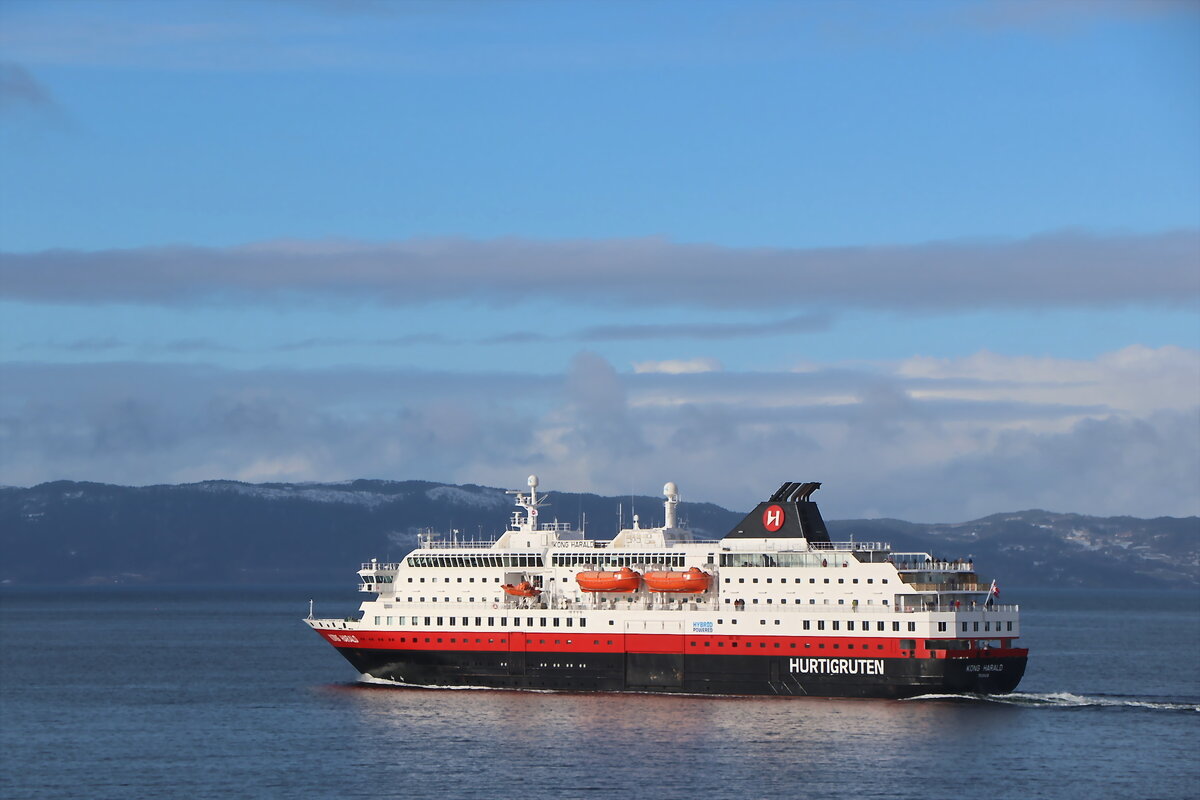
xmin=991 ymin=580 xmax=1000 ymax=598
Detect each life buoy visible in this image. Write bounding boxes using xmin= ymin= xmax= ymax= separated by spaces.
xmin=492 ymin=603 xmax=498 ymax=609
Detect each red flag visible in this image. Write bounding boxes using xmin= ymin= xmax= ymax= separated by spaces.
xmin=991 ymin=581 xmax=999 ymax=597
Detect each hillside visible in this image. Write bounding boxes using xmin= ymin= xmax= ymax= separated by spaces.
xmin=1 ymin=480 xmax=1195 ymax=588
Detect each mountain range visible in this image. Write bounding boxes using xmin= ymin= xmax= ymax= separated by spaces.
xmin=1 ymin=479 xmax=1196 ymax=589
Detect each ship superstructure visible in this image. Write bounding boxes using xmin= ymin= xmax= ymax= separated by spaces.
xmin=306 ymin=477 xmax=1027 ymax=697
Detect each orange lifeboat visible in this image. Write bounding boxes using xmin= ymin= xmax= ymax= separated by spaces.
xmin=502 ymin=581 xmax=541 ymax=597
xmin=575 ymin=567 xmax=641 ymax=593
xmin=643 ymin=567 xmax=711 ymax=593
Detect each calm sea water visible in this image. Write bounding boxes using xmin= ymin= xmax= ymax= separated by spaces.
xmin=1 ymin=586 xmax=1197 ymax=800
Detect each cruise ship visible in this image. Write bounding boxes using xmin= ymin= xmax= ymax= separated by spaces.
xmin=306 ymin=477 xmax=1027 ymax=697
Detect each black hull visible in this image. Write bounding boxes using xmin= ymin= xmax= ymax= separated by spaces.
xmin=331 ymin=647 xmax=1027 ymax=698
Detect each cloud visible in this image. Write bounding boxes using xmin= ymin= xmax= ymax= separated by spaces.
xmin=633 ymin=358 xmax=723 ymax=375
xmin=577 ymin=314 xmax=831 ymax=341
xmin=1 ymin=346 xmax=1195 ymax=520
xmin=2 ymin=230 xmax=1196 ymax=312
xmin=0 ymin=62 xmax=55 ymax=112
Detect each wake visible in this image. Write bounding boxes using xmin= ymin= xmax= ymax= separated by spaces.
xmin=905 ymin=691 xmax=1200 ymax=712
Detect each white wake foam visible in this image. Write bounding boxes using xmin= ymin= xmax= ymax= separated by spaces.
xmin=906 ymin=691 xmax=1199 ymax=712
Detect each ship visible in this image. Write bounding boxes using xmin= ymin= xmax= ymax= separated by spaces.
xmin=305 ymin=477 xmax=1027 ymax=697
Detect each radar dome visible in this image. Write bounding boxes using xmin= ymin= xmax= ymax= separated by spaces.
xmin=663 ymin=481 xmax=678 ymax=498
xmin=528 ymin=474 xmax=539 ymax=488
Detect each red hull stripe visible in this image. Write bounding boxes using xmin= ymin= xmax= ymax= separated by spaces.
xmin=314 ymin=629 xmax=1025 ymax=659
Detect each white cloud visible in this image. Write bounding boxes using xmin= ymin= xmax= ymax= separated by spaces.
xmin=632 ymin=358 xmax=722 ymax=374
xmin=1 ymin=346 xmax=1196 ymax=520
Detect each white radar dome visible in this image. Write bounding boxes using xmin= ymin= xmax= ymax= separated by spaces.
xmin=663 ymin=481 xmax=678 ymax=498
xmin=528 ymin=474 xmax=539 ymax=488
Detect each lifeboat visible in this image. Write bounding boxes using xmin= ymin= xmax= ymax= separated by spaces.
xmin=643 ymin=567 xmax=711 ymax=593
xmin=501 ymin=581 xmax=541 ymax=597
xmin=575 ymin=567 xmax=641 ymax=593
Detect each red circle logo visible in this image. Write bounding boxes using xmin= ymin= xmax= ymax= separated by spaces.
xmin=762 ymin=504 xmax=785 ymax=532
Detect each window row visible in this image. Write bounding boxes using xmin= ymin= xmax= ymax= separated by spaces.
xmin=725 ymin=576 xmax=887 ymax=585
xmin=407 ymin=553 xmax=545 ymax=568
xmin=963 ymin=620 xmax=1014 ymax=632
xmin=374 ymin=615 xmax=588 ymax=628
xmin=551 ymin=553 xmax=687 ymax=567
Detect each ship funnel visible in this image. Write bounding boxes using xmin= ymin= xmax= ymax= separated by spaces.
xmin=663 ymin=481 xmax=679 ymax=528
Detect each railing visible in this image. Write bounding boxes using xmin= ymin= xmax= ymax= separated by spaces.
xmin=360 ymin=562 xmax=404 ymax=571
xmin=416 ymin=539 xmax=498 ymax=549
xmin=903 ymin=582 xmax=983 ymax=592
xmin=810 ymin=541 xmax=890 ymax=551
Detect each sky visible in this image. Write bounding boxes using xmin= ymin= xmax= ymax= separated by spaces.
xmin=1 ymin=0 xmax=1198 ymax=521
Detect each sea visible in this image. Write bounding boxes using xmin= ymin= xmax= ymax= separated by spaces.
xmin=1 ymin=587 xmax=1197 ymax=800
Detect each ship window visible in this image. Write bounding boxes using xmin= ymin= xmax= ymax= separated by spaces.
xmin=408 ymin=578 xmax=413 ymax=583
xmin=893 ymin=622 xmax=900 ymax=632
xmin=938 ymin=622 xmax=947 ymax=632
xmin=908 ymin=622 xmax=916 ymax=632
xmin=609 ymin=620 xmax=615 ymax=625
xmin=488 ymin=617 xmax=494 ymax=626
xmin=753 ymin=599 xmax=759 ymax=604
xmin=527 ymin=618 xmax=534 ymax=627
xmin=580 ymin=618 xmax=586 ymax=627
xmin=824 ymin=579 xmax=830 ymax=584
xmin=766 ymin=599 xmax=772 ymax=604
xmin=739 ymin=578 xmax=745 ymax=583
xmin=832 ymin=621 xmax=840 ymax=631
xmin=553 ymin=618 xmax=560 ymax=627
xmin=566 ymin=618 xmax=573 ymax=627
xmin=724 ymin=578 xmax=730 ymax=584
xmin=962 ymin=622 xmax=969 ymax=632
xmin=878 ymin=622 xmax=885 ymax=631
xmin=1007 ymin=622 xmax=1013 ymax=631
xmin=803 ymin=621 xmax=810 ymax=630
xmin=760 ymin=620 xmax=766 ymax=625
xmin=809 ymin=578 xmax=815 ymax=584
xmin=900 ymin=639 xmax=916 ymax=649
xmin=766 ymin=578 xmax=772 ymax=583
xmin=425 ymin=637 xmax=431 ymax=643
xmin=882 ymin=579 xmax=889 ymax=584
xmin=424 ymin=617 xmax=431 ymax=625
xmin=705 ymin=641 xmax=711 ymax=647
xmin=838 ymin=579 xmax=844 ymax=584
xmin=420 ymin=578 xmax=425 ymax=583
xmin=974 ymin=622 xmax=980 ymax=631
xmin=847 ymin=621 xmax=854 ymax=631
xmin=374 ymin=616 xmax=381 ymax=625
xmin=457 ymin=578 xmax=462 ymax=583
xmin=817 ymin=621 xmax=825 ymax=630
xmin=775 ymin=620 xmax=781 ymax=626
xmin=867 ymin=579 xmax=873 ymax=584
xmin=450 ymin=617 xmax=456 ymax=625
xmin=853 ymin=579 xmax=858 ymax=584
xmin=984 ymin=622 xmax=991 ymax=631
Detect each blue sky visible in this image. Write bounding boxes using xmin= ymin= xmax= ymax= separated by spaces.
xmin=1 ymin=0 xmax=1198 ymax=520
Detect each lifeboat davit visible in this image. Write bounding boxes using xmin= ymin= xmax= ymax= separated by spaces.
xmin=502 ymin=581 xmax=541 ymax=597
xmin=643 ymin=567 xmax=711 ymax=593
xmin=575 ymin=567 xmax=641 ymax=593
